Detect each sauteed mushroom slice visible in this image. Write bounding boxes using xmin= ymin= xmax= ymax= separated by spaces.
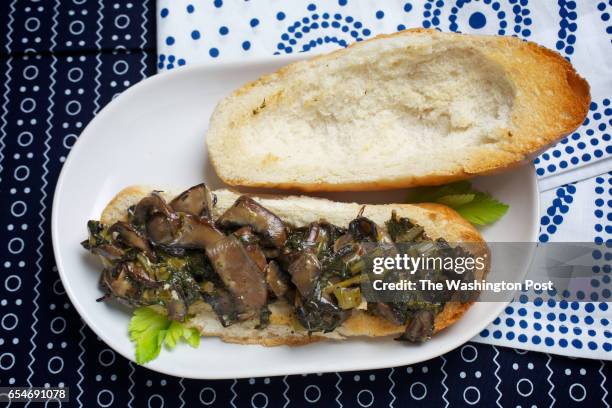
xmin=244 ymin=245 xmax=268 ymax=272
xmin=99 ymin=264 xmax=141 ymax=304
xmin=233 ymin=226 xmax=268 ymax=271
xmin=166 ymin=299 xmax=188 ymax=322
xmin=170 ymin=183 xmax=216 ymax=218
xmin=147 ymin=214 xmax=225 ymax=249
xmin=202 ymin=289 xmax=240 ymax=327
xmin=132 ymin=192 xmax=177 ymax=227
xmin=145 ymin=214 xmax=176 ymax=246
xmin=395 ymin=309 xmax=435 ymax=343
xmin=217 ymin=196 xmax=287 ymax=248
xmin=109 ymin=221 xmax=156 ymax=261
xmin=265 ymin=261 xmax=290 ymax=298
xmin=348 ymin=214 xmax=393 ymax=244
xmin=88 ymin=243 xmax=125 ymax=262
xmin=205 ymin=235 xmax=268 ymax=313
xmin=174 ymin=216 xmax=226 ymax=248
xmin=288 ymin=251 xmax=321 ymax=297
xmin=123 ymin=260 xmax=159 ymax=287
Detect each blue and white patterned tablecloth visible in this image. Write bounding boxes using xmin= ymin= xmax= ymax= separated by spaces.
xmin=0 ymin=0 xmax=610 ymax=407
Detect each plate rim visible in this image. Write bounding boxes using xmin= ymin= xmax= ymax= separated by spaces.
xmin=51 ymin=57 xmax=541 ymax=379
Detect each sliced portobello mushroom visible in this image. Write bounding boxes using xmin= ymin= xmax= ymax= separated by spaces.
xmin=202 ymin=288 xmax=240 ymax=327
xmin=87 ymin=243 xmax=125 ymax=262
xmin=147 ymin=214 xmax=225 ymax=249
xmin=109 ymin=221 xmax=156 ymax=261
xmin=395 ymin=309 xmax=435 ymax=343
xmin=288 ymin=251 xmax=321 ymax=297
xmin=233 ymin=226 xmax=268 ymax=271
xmin=170 ymin=183 xmax=216 ymax=218
xmin=348 ymin=213 xmax=393 ymax=244
xmin=217 ymin=195 xmax=287 ymax=248
xmin=99 ymin=264 xmax=141 ymax=305
xmin=122 ymin=260 xmax=160 ymax=287
xmin=264 ymin=261 xmax=290 ymax=298
xmin=205 ymin=235 xmax=268 ymax=314
xmin=132 ymin=192 xmax=177 ymax=228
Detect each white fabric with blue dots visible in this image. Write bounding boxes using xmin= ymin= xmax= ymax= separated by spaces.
xmin=157 ymin=0 xmax=611 ymax=359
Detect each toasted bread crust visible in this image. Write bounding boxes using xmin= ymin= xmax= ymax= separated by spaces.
xmin=98 ymin=185 xmax=488 ymax=346
xmin=207 ymin=29 xmax=590 ymax=191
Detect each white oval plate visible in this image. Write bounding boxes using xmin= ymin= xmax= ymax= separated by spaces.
xmin=52 ymin=55 xmax=539 ymax=379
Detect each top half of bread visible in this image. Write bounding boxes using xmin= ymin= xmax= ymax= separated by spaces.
xmin=206 ymin=29 xmax=590 ymax=192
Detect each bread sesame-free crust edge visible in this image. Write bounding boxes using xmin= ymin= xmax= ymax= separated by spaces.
xmin=206 ymin=29 xmax=590 ymax=192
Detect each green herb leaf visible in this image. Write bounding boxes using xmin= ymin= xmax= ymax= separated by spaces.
xmin=406 ymin=181 xmax=473 ymax=203
xmin=436 ymin=194 xmax=476 ymax=207
xmin=406 ymin=181 xmax=509 ymax=226
xmin=128 ymin=307 xmax=170 ymax=364
xmin=165 ymin=320 xmax=201 ymax=350
xmin=128 ymin=307 xmax=201 ymax=364
xmin=182 ymin=327 xmax=201 ymax=348
xmin=164 ymin=321 xmax=182 ymax=350
xmin=453 ymin=193 xmax=509 ymax=226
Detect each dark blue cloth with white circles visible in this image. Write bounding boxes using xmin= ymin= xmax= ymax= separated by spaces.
xmin=0 ymin=1 xmax=610 ymax=407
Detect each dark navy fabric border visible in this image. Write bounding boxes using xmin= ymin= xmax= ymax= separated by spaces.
xmin=0 ymin=1 xmax=609 ymax=407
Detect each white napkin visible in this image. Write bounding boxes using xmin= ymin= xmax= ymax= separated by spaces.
xmin=476 ymin=172 xmax=611 ymax=360
xmin=157 ymin=0 xmax=611 ymax=359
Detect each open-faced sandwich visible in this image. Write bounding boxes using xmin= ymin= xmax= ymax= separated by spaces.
xmin=83 ymin=184 xmax=488 ymax=348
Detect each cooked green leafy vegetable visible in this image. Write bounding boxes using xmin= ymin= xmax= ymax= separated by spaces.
xmin=406 ymin=181 xmax=509 ymax=226
xmin=128 ymin=307 xmax=200 ymax=364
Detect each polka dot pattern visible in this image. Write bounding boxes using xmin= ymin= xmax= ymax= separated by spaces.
xmin=555 ymin=0 xmax=578 ymax=57
xmin=423 ymin=0 xmax=532 ymax=37
xmin=157 ymin=0 xmax=418 ymax=66
xmin=538 ymin=183 xmax=576 ymax=243
xmin=536 ymin=99 xmax=611 ymax=179
xmin=597 ymin=1 xmax=612 ymax=36
xmin=478 ymin=170 xmax=611 ymax=358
